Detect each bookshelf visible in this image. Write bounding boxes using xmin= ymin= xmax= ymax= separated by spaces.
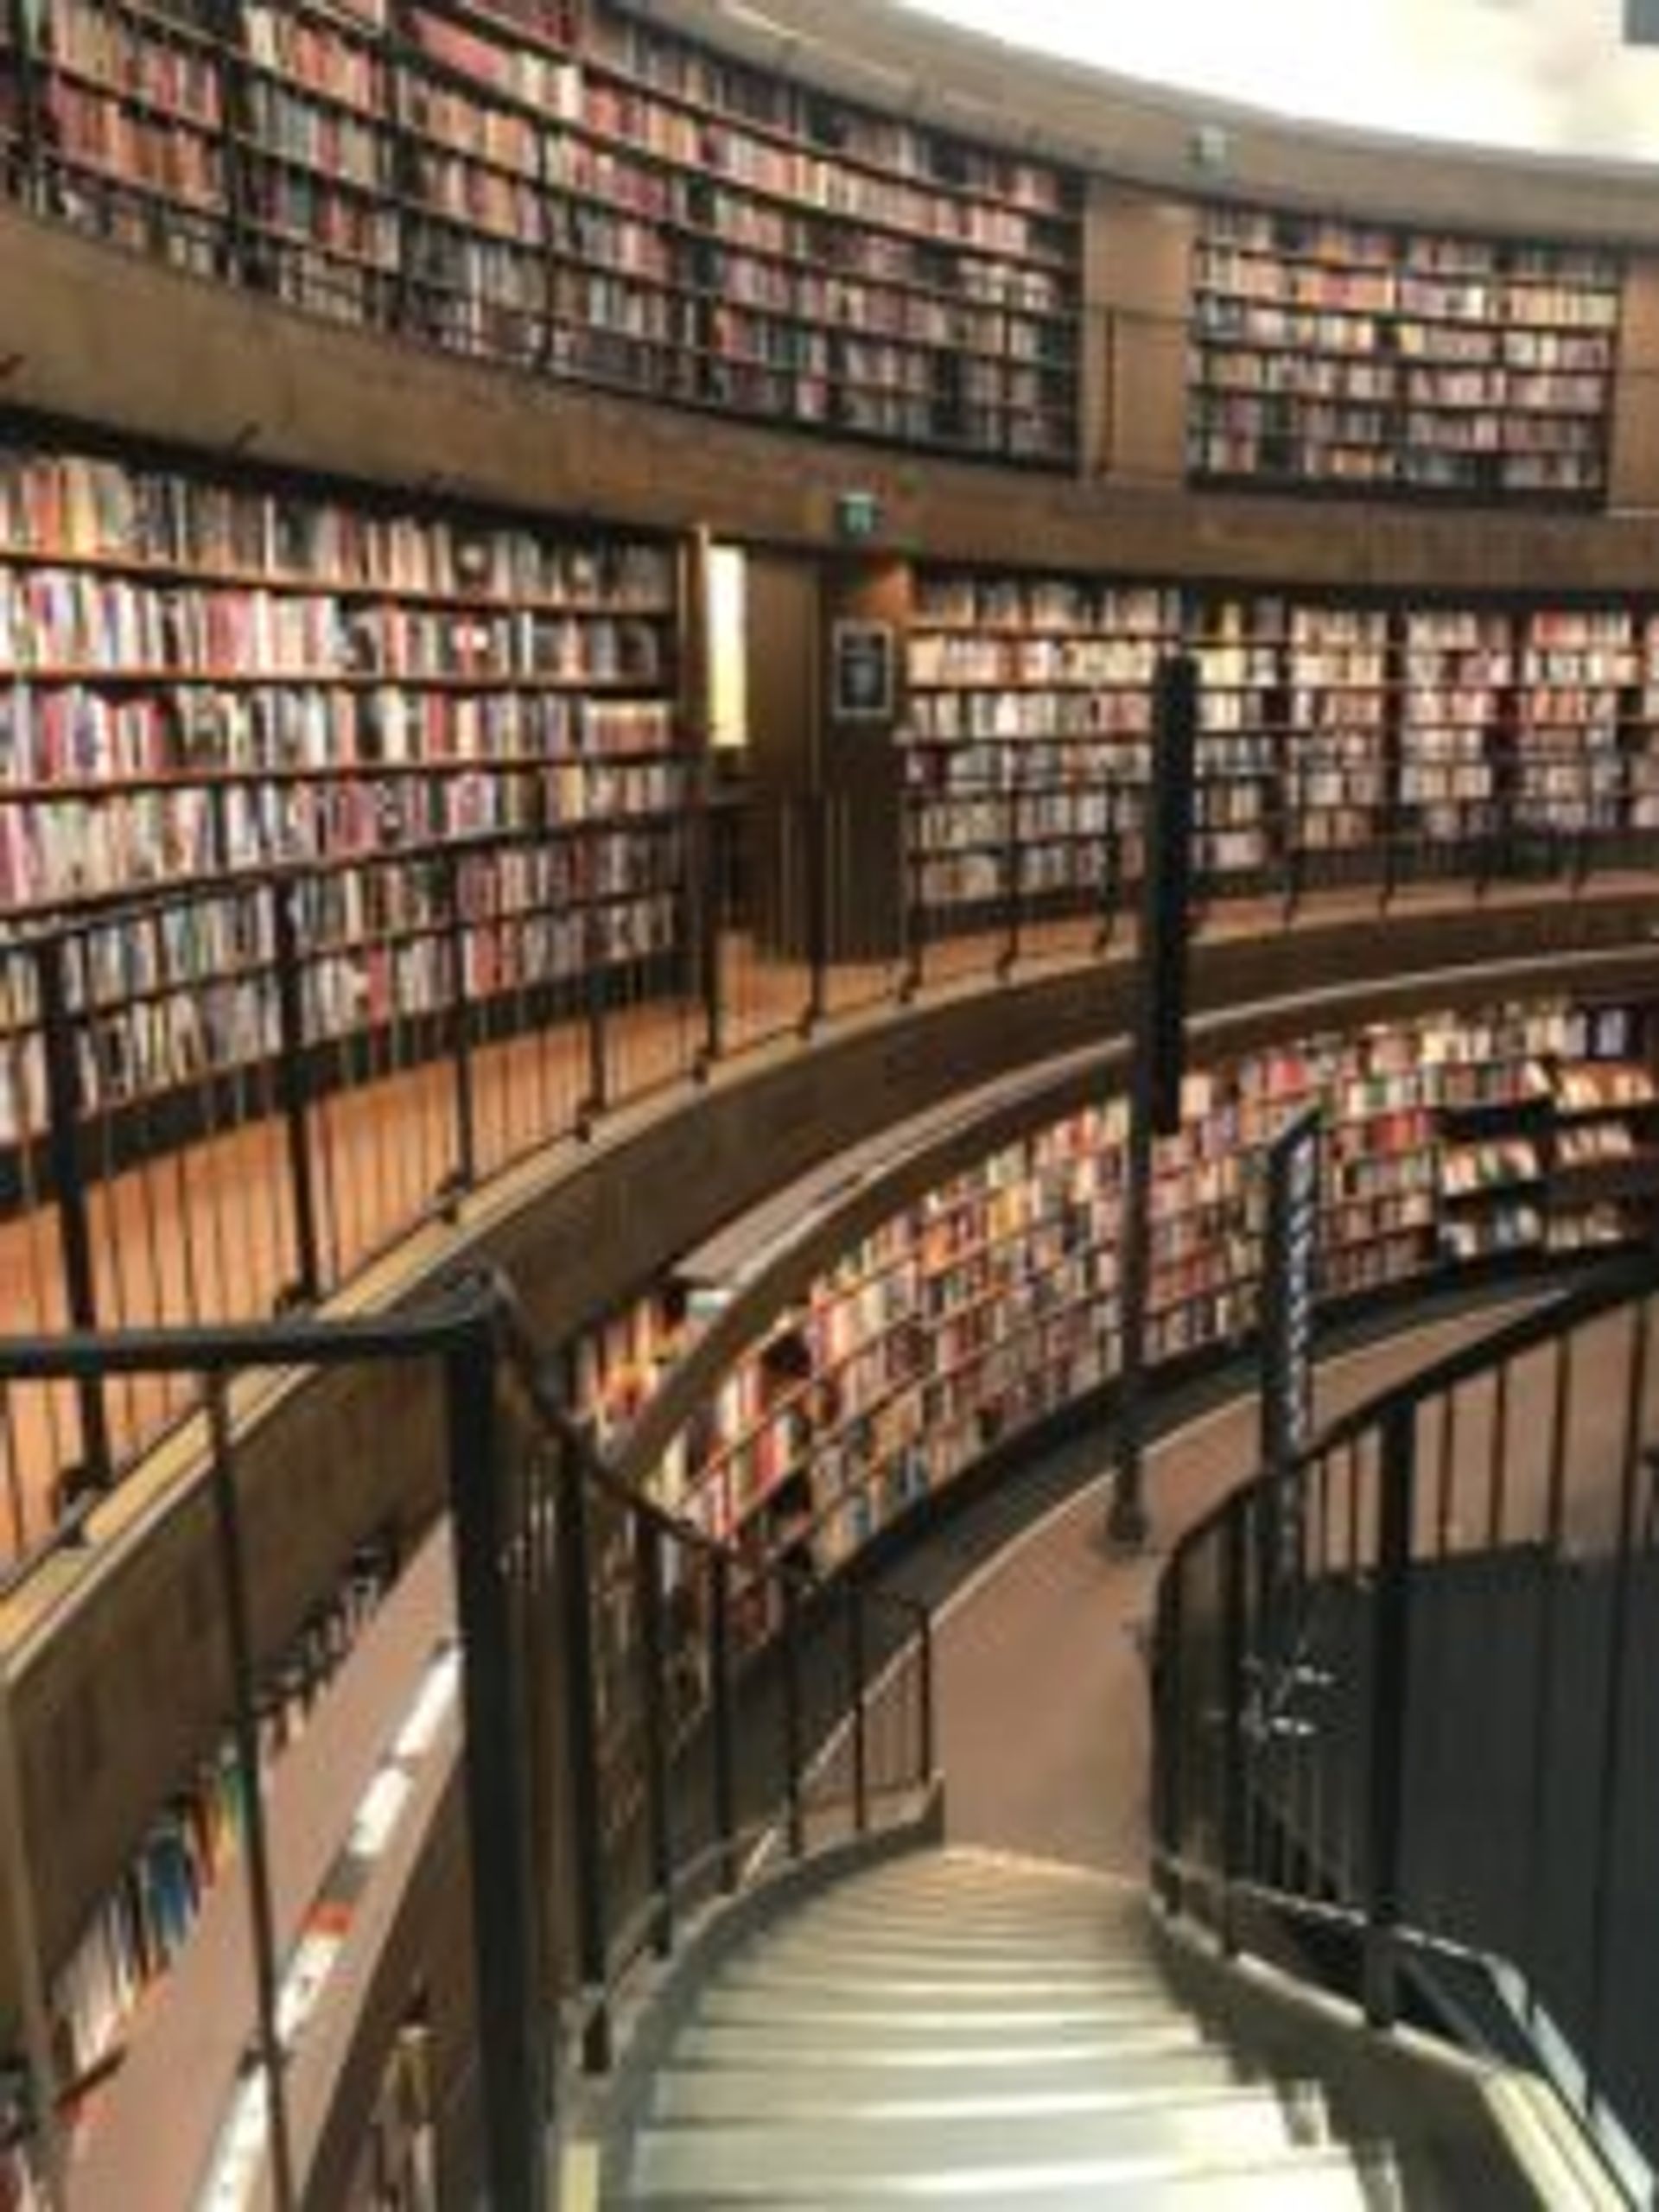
xmin=1190 ymin=206 xmax=1622 ymax=504
xmin=0 ymin=423 xmax=688 ymax=1128
xmin=48 ymin=1534 xmax=398 ymax=2120
xmin=575 ymin=995 xmax=1659 ymax=1578
xmin=902 ymin=570 xmax=1179 ymax=934
xmin=4 ymin=0 xmax=1084 ymax=467
xmin=900 ymin=567 xmax=1659 ymax=939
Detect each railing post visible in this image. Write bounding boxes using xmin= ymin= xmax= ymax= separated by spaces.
xmin=1364 ymin=1401 xmax=1417 ymax=2031
xmin=801 ymin=791 xmax=829 ymax=1036
xmin=635 ymin=1515 xmax=674 ymax=1958
xmin=781 ymin=1573 xmax=805 ymax=1858
xmin=709 ymin=1548 xmax=738 ymax=1893
xmin=999 ymin=760 xmax=1021 ymax=979
xmin=1583 ymin=1299 xmax=1650 ymax=2118
xmin=695 ymin=773 xmax=724 ymax=1079
xmin=917 ymin=1604 xmax=936 ymax=1790
xmin=441 ymin=849 xmax=477 ymax=1205
xmin=33 ymin=932 xmax=111 ymax=1497
xmin=1155 ymin=1556 xmax=1186 ymax=1916
xmin=578 ymin=834 xmax=609 ymax=1136
xmin=270 ymin=880 xmax=323 ymax=1306
xmin=899 ymin=784 xmax=924 ymax=1004
xmin=555 ymin=1441 xmax=613 ymax=2073
xmin=848 ymin=1589 xmax=868 ymax=1835
xmin=1219 ymin=1496 xmax=1249 ymax=1955
xmin=204 ymin=1378 xmax=298 ymax=2212
xmin=1096 ymin=779 xmax=1120 ymax=953
xmin=444 ymin=1316 xmax=548 ymax=2212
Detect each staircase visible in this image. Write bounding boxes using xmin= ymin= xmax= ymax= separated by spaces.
xmin=609 ymin=1847 xmax=1396 ymax=2206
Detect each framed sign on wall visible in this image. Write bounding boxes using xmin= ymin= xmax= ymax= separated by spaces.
xmin=831 ymin=619 xmax=896 ymax=722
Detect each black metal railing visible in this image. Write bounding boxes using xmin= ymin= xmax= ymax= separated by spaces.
xmin=1152 ymin=1250 xmax=1659 ymax=2185
xmin=0 ymin=1271 xmax=935 ymax=2212
xmin=0 ymin=779 xmax=1633 ymax=1582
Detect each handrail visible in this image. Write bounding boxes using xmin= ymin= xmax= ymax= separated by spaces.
xmin=1150 ymin=1244 xmax=1659 ymax=2200
xmin=0 ymin=1265 xmax=938 ymax=2212
xmin=1167 ymin=1248 xmax=1659 ymax=1578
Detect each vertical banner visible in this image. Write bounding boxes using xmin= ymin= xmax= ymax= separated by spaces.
xmin=1259 ymin=1105 xmax=1321 ymax=1652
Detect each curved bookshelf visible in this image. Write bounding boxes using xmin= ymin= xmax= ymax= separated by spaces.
xmin=573 ymin=990 xmax=1659 ymax=1578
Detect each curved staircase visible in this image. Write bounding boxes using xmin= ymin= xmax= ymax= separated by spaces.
xmin=608 ymin=1847 xmax=1402 ymax=2207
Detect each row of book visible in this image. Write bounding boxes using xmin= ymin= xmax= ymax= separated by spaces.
xmin=1190 ymin=209 xmax=1619 ymax=500
xmin=50 ymin=1535 xmax=400 ymax=2099
xmin=565 ymin=999 xmax=1658 ymax=1570
xmin=0 ymin=449 xmax=679 ymax=609
xmin=0 ymin=578 xmax=671 ymax=684
xmin=8 ymin=0 xmax=1084 ymax=467
xmin=902 ymin=571 xmax=1659 ymax=915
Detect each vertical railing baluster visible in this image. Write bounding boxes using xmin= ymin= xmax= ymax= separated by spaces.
xmin=555 ymin=1440 xmax=613 ymax=2073
xmin=1363 ymin=1402 xmax=1417 ymax=2031
xmin=1520 ymin=1332 xmax=1573 ymax=2024
xmin=270 ymin=879 xmax=322 ymax=1306
xmin=848 ymin=1588 xmax=868 ymax=1834
xmin=444 ymin=1316 xmax=547 ymax=2212
xmin=917 ymin=1602 xmax=936 ymax=1792
xmin=442 ymin=849 xmax=477 ymax=1204
xmin=709 ymin=1548 xmax=738 ymax=1893
xmin=1220 ymin=1497 xmax=1249 ymax=1954
xmin=803 ymin=791 xmax=829 ymax=1036
xmin=636 ymin=1515 xmax=674 ymax=1958
xmin=34 ymin=931 xmax=111 ymax=1498
xmin=781 ymin=1573 xmax=805 ymax=1858
xmin=205 ymin=1377 xmax=297 ymax=2212
xmin=1583 ymin=1301 xmax=1650 ymax=2118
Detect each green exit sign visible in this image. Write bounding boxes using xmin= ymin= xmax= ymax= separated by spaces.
xmin=836 ymin=490 xmax=882 ymax=542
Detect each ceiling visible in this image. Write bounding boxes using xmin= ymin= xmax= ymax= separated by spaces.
xmin=896 ymin=0 xmax=1659 ymax=167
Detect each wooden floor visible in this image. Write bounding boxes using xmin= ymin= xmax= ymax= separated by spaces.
xmin=0 ymin=875 xmax=1637 ymax=1571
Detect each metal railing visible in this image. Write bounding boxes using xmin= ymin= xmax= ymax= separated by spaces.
xmin=0 ymin=779 xmax=1640 ymax=1583
xmin=0 ymin=1272 xmax=935 ymax=2212
xmin=1152 ymin=1250 xmax=1659 ymax=2188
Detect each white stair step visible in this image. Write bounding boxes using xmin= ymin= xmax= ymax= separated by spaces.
xmin=773 ymin=1921 xmax=1154 ymax=1967
xmin=670 ymin=2023 xmax=1217 ymax=2072
xmin=693 ymin=1993 xmax=1188 ymax=2035
xmin=616 ymin=2145 xmax=1377 ymax=2207
xmin=711 ymin=1964 xmax=1171 ymax=2002
xmin=650 ymin=2048 xmax=1246 ymax=2122
xmin=628 ymin=2087 xmax=1321 ymax=2196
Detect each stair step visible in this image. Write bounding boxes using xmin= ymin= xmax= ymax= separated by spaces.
xmin=650 ymin=2049 xmax=1246 ymax=2122
xmin=710 ymin=1964 xmax=1171 ymax=2002
xmin=615 ymin=2145 xmax=1377 ymax=2207
xmin=692 ymin=1993 xmax=1189 ymax=2035
xmin=670 ymin=2024 xmax=1218 ymax=2072
xmin=628 ymin=2087 xmax=1322 ymax=2196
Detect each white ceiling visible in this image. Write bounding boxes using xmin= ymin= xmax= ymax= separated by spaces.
xmin=896 ymin=0 xmax=1659 ymax=166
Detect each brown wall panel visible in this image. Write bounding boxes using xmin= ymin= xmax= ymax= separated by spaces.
xmin=11 ymin=212 xmax=1659 ymax=596
xmin=1611 ymin=255 xmax=1659 ymax=512
xmin=1087 ymin=186 xmax=1195 ymax=484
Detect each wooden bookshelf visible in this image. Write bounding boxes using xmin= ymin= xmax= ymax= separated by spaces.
xmin=900 ymin=567 xmax=1659 ymax=940
xmin=2 ymin=0 xmax=1084 ymax=467
xmin=573 ymin=995 xmax=1659 ymax=1579
xmin=902 ymin=569 xmax=1179 ymax=936
xmin=0 ymin=423 xmax=689 ymax=1128
xmin=1190 ymin=205 xmax=1622 ymax=505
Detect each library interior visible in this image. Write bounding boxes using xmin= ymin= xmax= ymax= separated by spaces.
xmin=5 ymin=0 xmax=1659 ymax=2204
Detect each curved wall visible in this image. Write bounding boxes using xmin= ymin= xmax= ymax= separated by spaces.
xmin=10 ymin=207 xmax=1659 ymax=599
xmin=6 ymin=0 xmax=1659 ymax=2189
